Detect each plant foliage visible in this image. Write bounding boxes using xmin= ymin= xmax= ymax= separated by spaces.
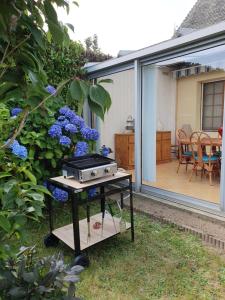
xmin=0 ymin=246 xmax=83 ymax=299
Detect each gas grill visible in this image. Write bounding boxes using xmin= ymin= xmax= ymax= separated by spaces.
xmin=62 ymin=154 xmax=117 ymax=182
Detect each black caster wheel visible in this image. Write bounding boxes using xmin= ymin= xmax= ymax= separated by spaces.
xmin=43 ymin=233 xmax=59 ymax=247
xmin=73 ymin=254 xmax=90 ymax=268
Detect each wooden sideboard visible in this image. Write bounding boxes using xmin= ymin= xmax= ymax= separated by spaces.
xmin=115 ymin=133 xmax=134 ymax=170
xmin=115 ymin=131 xmax=171 ymax=168
xmin=156 ymin=131 xmax=171 ymax=164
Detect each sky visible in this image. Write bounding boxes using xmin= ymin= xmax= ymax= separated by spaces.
xmin=57 ymin=0 xmax=197 ymax=57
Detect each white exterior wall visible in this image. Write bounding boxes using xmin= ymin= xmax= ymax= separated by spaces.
xmin=156 ymin=67 xmax=177 ymax=144
xmin=97 ymin=69 xmax=134 ymax=158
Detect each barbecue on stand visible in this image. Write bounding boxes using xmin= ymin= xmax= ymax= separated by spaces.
xmin=44 ymin=170 xmax=134 ymax=267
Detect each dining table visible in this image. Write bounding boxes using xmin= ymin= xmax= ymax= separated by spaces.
xmin=180 ymin=137 xmax=222 ymax=147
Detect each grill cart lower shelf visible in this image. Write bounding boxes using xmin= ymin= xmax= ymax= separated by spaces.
xmin=52 ymin=213 xmax=131 ymax=251
xmin=45 ymin=172 xmax=134 ymax=267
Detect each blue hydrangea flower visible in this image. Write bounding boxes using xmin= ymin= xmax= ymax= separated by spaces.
xmin=74 ymin=141 xmax=89 ymax=157
xmin=48 ymin=124 xmax=62 ymax=138
xmin=58 ymin=115 xmax=66 ymax=121
xmin=81 ymin=127 xmax=99 ymax=141
xmin=7 ymin=139 xmax=19 ymax=149
xmin=59 ymin=106 xmax=71 ymax=115
xmin=52 ymin=188 xmax=68 ymax=202
xmin=101 ymin=145 xmax=112 ymax=157
xmin=12 ymin=144 xmax=27 ymax=159
xmin=55 ymin=119 xmax=70 ymax=128
xmin=88 ymin=188 xmax=96 ymax=198
xmin=65 ymin=123 xmax=78 ymax=134
xmin=11 ymin=108 xmax=22 ymax=117
xmin=59 ymin=135 xmax=71 ymax=147
xmin=46 ymin=85 xmax=56 ymax=95
xmin=43 ymin=181 xmax=55 ymax=191
xmin=58 ymin=106 xmax=76 ymax=119
xmin=70 ymin=115 xmax=85 ymax=128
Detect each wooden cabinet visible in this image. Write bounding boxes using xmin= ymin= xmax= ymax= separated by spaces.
xmin=115 ymin=131 xmax=171 ymax=168
xmin=115 ymin=133 xmax=134 ymax=169
xmin=156 ymin=131 xmax=171 ymax=164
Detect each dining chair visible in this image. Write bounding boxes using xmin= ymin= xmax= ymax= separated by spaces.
xmin=176 ymin=129 xmax=193 ymax=173
xmin=189 ymin=131 xmax=220 ymax=185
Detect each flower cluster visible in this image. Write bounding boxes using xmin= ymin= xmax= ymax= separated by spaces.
xmin=48 ymin=106 xmax=100 ymax=150
xmin=100 ymin=145 xmax=112 ymax=157
xmin=80 ymin=127 xmax=99 ymax=141
xmin=8 ymin=140 xmax=27 ymax=159
xmin=52 ymin=188 xmax=68 ymax=202
xmin=74 ymin=141 xmax=88 ymax=157
xmin=46 ymin=85 xmax=57 ymax=95
xmin=11 ymin=107 xmax=22 ymax=117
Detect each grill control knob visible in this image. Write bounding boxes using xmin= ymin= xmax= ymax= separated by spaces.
xmin=91 ymin=170 xmax=97 ymax=176
xmin=104 ymin=167 xmax=110 ymax=173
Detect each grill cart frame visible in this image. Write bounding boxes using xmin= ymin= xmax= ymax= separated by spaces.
xmin=44 ymin=172 xmax=134 ymax=267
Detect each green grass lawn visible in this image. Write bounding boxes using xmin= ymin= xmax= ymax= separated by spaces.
xmin=15 ymin=202 xmax=225 ymax=300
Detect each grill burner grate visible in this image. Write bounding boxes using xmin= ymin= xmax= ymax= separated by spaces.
xmin=62 ymin=154 xmax=117 ymax=182
xmin=63 ymin=154 xmax=114 ymax=170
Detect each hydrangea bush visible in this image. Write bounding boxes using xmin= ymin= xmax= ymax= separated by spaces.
xmin=47 ymin=106 xmax=110 ymax=202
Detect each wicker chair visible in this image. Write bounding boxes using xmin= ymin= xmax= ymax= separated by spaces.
xmin=189 ymin=131 xmax=220 ymax=185
xmin=176 ymin=129 xmax=193 ymax=173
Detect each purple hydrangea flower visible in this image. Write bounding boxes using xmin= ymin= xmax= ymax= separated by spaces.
xmin=52 ymin=188 xmax=68 ymax=202
xmin=74 ymin=141 xmax=89 ymax=157
xmin=12 ymin=144 xmax=27 ymax=159
xmin=81 ymin=127 xmax=99 ymax=141
xmin=48 ymin=124 xmax=62 ymax=138
xmin=46 ymin=85 xmax=56 ymax=95
xmin=59 ymin=135 xmax=71 ymax=147
xmin=65 ymin=123 xmax=78 ymax=134
xmin=11 ymin=108 xmax=22 ymax=117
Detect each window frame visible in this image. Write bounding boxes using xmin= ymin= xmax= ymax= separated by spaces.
xmin=201 ymin=79 xmax=225 ymax=132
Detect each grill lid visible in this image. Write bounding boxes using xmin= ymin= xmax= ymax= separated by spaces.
xmin=62 ymin=154 xmax=115 ymax=170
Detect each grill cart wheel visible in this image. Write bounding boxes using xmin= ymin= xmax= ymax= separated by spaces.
xmin=73 ymin=254 xmax=90 ymax=268
xmin=44 ymin=233 xmax=59 ymax=247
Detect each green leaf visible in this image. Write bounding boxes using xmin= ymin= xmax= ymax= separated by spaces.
xmin=27 ymin=192 xmax=44 ymax=201
xmin=47 ymin=20 xmax=64 ymax=45
xmin=44 ymin=0 xmax=58 ymax=23
xmin=69 ymin=79 xmax=83 ymax=101
xmin=22 ymin=169 xmax=37 ymax=185
xmin=89 ymin=85 xmax=104 ymax=111
xmin=98 ymin=78 xmax=113 ymax=84
xmin=79 ymin=80 xmax=89 ymax=98
xmin=0 ymin=172 xmax=12 ymax=179
xmin=88 ymin=98 xmax=104 ymax=121
xmin=0 ymin=215 xmax=11 ymax=232
xmin=66 ymin=23 xmax=74 ymax=32
xmin=3 ymin=179 xmax=17 ymax=193
xmin=45 ymin=151 xmax=54 ymax=159
xmin=0 ymin=82 xmax=18 ymax=98
xmin=96 ymin=84 xmax=112 ymax=111
xmin=23 ymin=272 xmax=36 ymax=283
xmin=9 ymin=287 xmax=26 ymax=298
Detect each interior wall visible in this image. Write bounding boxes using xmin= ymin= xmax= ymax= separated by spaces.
xmin=96 ymin=69 xmax=134 ymax=158
xmin=156 ymin=67 xmax=177 ymax=144
xmin=176 ymin=70 xmax=225 ymax=136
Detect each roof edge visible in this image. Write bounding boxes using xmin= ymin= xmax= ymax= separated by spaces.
xmin=85 ymin=21 xmax=225 ymax=74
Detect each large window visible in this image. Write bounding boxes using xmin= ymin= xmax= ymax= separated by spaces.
xmin=202 ymin=81 xmax=224 ymax=131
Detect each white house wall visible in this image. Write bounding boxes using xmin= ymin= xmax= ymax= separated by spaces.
xmin=96 ymin=69 xmax=135 ymax=158
xmin=156 ymin=67 xmax=177 ymax=144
